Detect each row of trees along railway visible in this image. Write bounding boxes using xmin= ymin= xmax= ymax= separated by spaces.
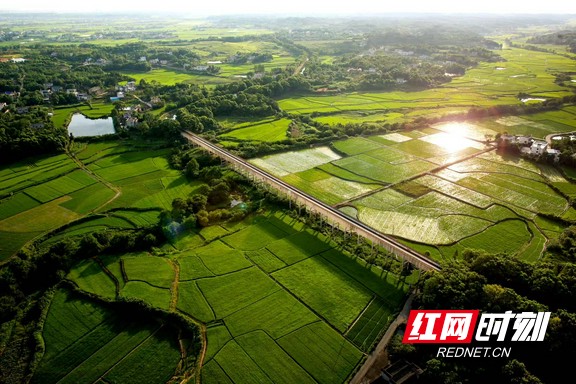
xmin=181 ymin=130 xmax=441 ymax=272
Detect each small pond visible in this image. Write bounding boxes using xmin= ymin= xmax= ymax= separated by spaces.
xmin=67 ymin=113 xmax=115 ymax=137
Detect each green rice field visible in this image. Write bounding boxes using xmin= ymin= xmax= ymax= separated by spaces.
xmin=219 ymin=118 xmax=292 ymax=142
xmin=253 ymin=120 xmax=575 ymax=262
xmin=67 ymin=211 xmax=410 ymax=383
xmin=32 ymin=289 xmax=182 ymax=384
xmin=0 ymin=139 xmax=207 ymax=260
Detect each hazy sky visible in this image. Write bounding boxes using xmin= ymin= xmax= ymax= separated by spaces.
xmin=1 ymin=0 xmax=575 ymax=15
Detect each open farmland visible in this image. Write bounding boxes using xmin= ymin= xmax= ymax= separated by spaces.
xmin=32 ymin=289 xmax=182 ymax=384
xmin=253 ymin=120 xmax=575 ymax=262
xmin=280 ymin=47 xmax=575 ymax=118
xmin=66 ymin=211 xmax=410 ymax=383
xmin=0 ymin=139 xmax=209 ymax=260
xmin=219 ymin=118 xmax=291 ymax=142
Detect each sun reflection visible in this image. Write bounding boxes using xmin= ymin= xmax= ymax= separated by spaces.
xmin=420 ymin=131 xmax=476 ymax=153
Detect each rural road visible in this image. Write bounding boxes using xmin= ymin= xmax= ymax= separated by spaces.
xmin=349 ymin=294 xmax=415 ymax=384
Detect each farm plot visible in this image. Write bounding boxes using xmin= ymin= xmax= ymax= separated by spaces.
xmin=457 ymin=174 xmax=567 ymax=215
xmin=431 ymin=121 xmax=499 ymax=142
xmin=332 ymin=137 xmax=385 ymax=156
xmin=234 ymin=331 xmax=317 ymax=384
xmin=245 ymin=249 xmax=286 ymax=272
xmin=449 ymin=157 xmax=543 ymax=181
xmin=224 ymin=289 xmax=318 ymax=339
xmin=219 ymin=118 xmax=291 ymax=142
xmin=266 ymin=230 xmax=332 ymax=265
xmin=122 ymin=256 xmax=174 ymax=288
xmin=282 ymin=172 xmax=380 ymax=205
xmin=249 ymin=147 xmax=342 ymax=176
xmin=89 ymin=149 xmax=170 ymax=178
xmin=0 ymin=193 xmax=40 ymax=221
xmin=347 ymin=297 xmax=394 ymax=351
xmin=120 ymin=281 xmax=171 ymax=310
xmin=194 ymin=240 xmax=252 ymax=275
xmin=59 ymin=182 xmax=116 ymax=214
xmin=357 ymin=205 xmax=492 ymax=245
xmin=272 ymin=255 xmax=374 ymax=332
xmin=178 ymin=255 xmax=215 ymax=280
xmin=221 ymin=218 xmax=291 ymax=251
xmin=0 ymin=196 xmax=80 ymax=233
xmin=278 ymin=322 xmax=362 ymax=384
xmin=24 ymin=170 xmax=96 ymax=203
xmin=416 ymin=174 xmax=493 ymax=209
xmin=318 ymin=162 xmax=382 ymax=184
xmin=0 ymin=155 xmax=77 ymax=197
xmin=197 ymin=267 xmax=281 ymax=318
xmin=67 ymin=258 xmax=117 ymax=299
xmin=177 ymin=281 xmax=215 ymax=322
xmin=439 ymin=219 xmax=533 ymax=257
xmin=313 ymin=111 xmax=405 ymax=126
xmin=32 ymin=289 xmax=181 ymax=384
xmin=332 ymin=153 xmax=434 ymax=185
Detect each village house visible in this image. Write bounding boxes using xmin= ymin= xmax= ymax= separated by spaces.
xmin=193 ymin=65 xmax=209 ymax=72
xmin=530 ymin=140 xmax=548 ymax=156
xmin=16 ymin=106 xmax=29 ymax=114
xmin=517 ymin=136 xmax=532 ymax=145
xmin=31 ymin=123 xmax=45 ymax=129
xmin=0 ymin=102 xmax=6 ymax=110
xmin=40 ymin=90 xmax=51 ymax=101
xmin=125 ymin=117 xmax=138 ymax=128
xmin=546 ymin=148 xmax=561 ymax=162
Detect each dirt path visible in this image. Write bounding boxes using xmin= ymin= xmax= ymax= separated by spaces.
xmin=294 ymin=57 xmax=308 ymax=76
xmin=66 ymin=150 xmax=122 ymax=212
xmin=349 ymin=293 xmax=414 ymax=384
xmin=169 ymin=259 xmax=180 ymax=312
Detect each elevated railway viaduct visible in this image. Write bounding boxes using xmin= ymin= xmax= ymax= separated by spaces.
xmin=182 ymin=131 xmax=441 ymax=271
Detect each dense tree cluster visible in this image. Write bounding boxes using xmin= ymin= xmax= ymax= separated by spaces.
xmin=0 ymin=108 xmax=67 ymax=164
xmin=396 ymin=250 xmax=576 ymax=384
